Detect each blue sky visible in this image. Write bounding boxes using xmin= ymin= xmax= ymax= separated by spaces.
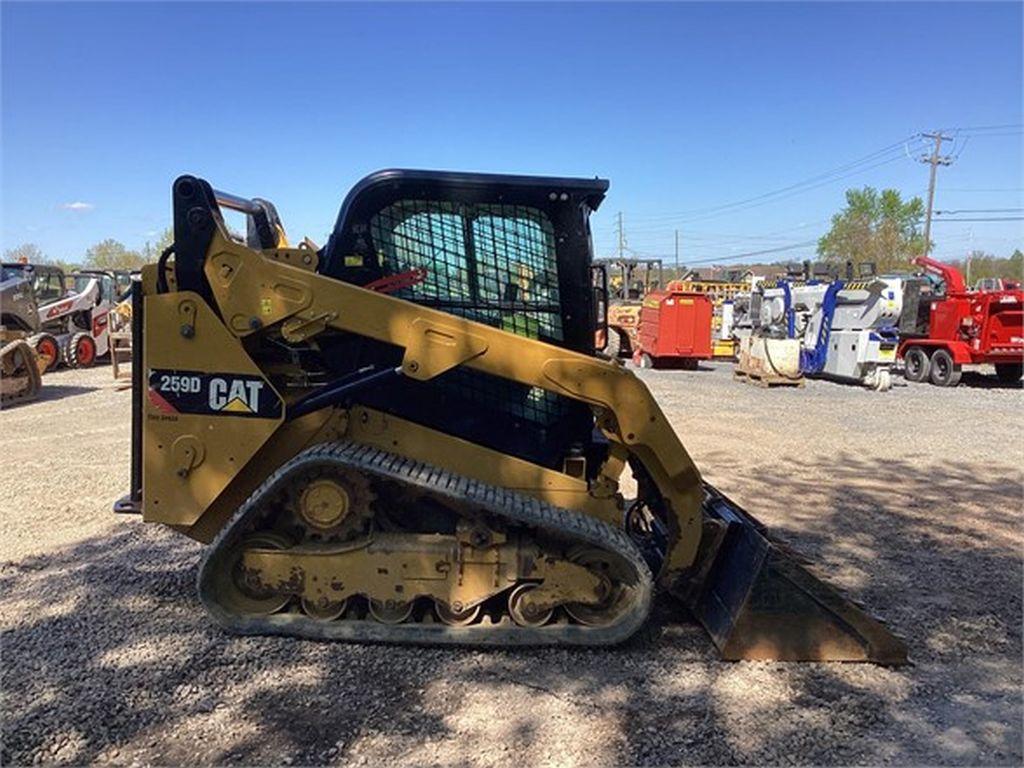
xmin=2 ymin=2 xmax=1021 ymax=265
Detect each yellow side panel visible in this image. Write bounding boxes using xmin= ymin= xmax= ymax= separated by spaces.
xmin=142 ymin=292 xmax=284 ymax=526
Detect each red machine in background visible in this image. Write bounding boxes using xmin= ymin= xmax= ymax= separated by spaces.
xmin=898 ymin=255 xmax=1023 ymax=387
xmin=633 ymin=287 xmax=713 ymax=369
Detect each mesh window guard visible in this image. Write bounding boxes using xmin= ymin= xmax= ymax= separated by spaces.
xmin=370 ymin=201 xmax=564 ymax=342
xmin=369 ymin=199 xmax=568 ymax=427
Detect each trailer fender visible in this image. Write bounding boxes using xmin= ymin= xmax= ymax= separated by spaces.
xmin=898 ymin=339 xmax=974 ymax=365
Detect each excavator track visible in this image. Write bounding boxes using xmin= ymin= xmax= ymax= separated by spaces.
xmin=198 ymin=441 xmax=654 ymax=646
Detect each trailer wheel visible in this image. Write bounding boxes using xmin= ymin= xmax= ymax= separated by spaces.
xmin=903 ymin=347 xmax=930 ymax=383
xmin=929 ymin=349 xmax=961 ymax=387
xmin=65 ymin=332 xmax=97 ymax=369
xmin=995 ymin=362 xmax=1023 ymax=383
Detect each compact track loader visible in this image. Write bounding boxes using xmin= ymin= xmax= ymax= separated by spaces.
xmin=115 ymin=172 xmax=907 ymax=662
xmin=1 ymin=264 xmax=46 ymax=405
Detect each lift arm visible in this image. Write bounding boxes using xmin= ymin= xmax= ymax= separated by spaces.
xmin=192 ymin=227 xmax=705 ymax=584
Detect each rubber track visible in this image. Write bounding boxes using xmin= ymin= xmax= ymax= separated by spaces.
xmin=0 ymin=340 xmax=42 ymax=406
xmin=198 ymin=441 xmax=653 ymax=646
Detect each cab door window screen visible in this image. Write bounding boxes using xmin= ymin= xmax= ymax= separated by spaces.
xmin=35 ymin=272 xmax=63 ymax=303
xmin=370 ymin=201 xmax=563 ymax=342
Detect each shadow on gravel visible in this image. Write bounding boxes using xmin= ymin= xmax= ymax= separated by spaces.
xmin=0 ymin=524 xmax=455 ymax=766
xmin=954 ymin=371 xmax=1023 ymax=390
xmin=31 ymin=384 xmax=101 ymax=403
xmin=0 ymin=384 xmax=99 ymax=410
xmin=1 ymin=453 xmax=1021 ymax=766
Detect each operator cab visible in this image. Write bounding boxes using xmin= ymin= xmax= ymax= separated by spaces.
xmin=71 ymin=270 xmax=117 ymax=306
xmin=317 ymin=169 xmax=611 ymax=471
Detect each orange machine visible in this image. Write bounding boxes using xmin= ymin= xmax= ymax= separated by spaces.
xmin=633 ymin=288 xmax=713 ymax=368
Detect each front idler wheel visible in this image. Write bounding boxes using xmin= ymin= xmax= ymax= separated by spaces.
xmin=563 ymin=548 xmax=632 ymax=627
xmin=222 ymin=532 xmax=293 ymax=617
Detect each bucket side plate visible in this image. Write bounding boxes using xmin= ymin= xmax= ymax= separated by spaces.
xmin=686 ymin=485 xmax=908 ymax=664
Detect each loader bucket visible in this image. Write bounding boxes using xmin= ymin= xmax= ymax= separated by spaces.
xmin=684 ymin=485 xmax=908 ymax=664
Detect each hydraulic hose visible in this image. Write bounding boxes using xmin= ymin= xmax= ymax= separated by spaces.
xmin=155 ymin=245 xmax=175 ymax=294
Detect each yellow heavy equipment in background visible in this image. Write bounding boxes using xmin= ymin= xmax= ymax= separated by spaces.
xmin=115 ymin=172 xmax=906 ymax=661
xmin=595 ymin=258 xmax=663 ymax=358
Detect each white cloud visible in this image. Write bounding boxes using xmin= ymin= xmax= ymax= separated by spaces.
xmin=61 ymin=201 xmax=95 ymax=212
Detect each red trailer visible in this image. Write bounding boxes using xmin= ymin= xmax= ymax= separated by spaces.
xmin=633 ymin=289 xmax=713 ymax=369
xmin=898 ymin=256 xmax=1023 ymax=387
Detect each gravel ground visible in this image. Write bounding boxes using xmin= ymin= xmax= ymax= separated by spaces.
xmin=1 ymin=362 xmax=1021 ymax=766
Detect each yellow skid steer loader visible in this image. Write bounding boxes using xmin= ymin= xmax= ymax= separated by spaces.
xmin=115 ymin=172 xmax=906 ymax=662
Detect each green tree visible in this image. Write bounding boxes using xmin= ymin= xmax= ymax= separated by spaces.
xmin=3 ymin=242 xmax=45 ymax=264
xmin=3 ymin=243 xmax=46 ymax=268
xmin=139 ymin=227 xmax=173 ymax=263
xmin=962 ymin=250 xmax=999 ymax=283
xmin=950 ymin=248 xmax=1024 ymax=286
xmin=1009 ymin=249 xmax=1023 ymax=278
xmin=3 ymin=242 xmax=79 ymax=272
xmin=817 ymin=187 xmax=926 ymax=272
xmin=84 ymin=238 xmax=148 ymax=270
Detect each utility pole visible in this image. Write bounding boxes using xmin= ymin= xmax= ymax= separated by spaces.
xmin=966 ymin=227 xmax=974 ymax=287
xmin=674 ymin=229 xmax=679 ymax=269
xmin=615 ymin=212 xmax=625 ymax=259
xmin=919 ymin=131 xmax=954 ymax=257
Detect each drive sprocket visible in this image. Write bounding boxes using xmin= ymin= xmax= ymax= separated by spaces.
xmin=286 ymin=464 xmax=375 ymax=542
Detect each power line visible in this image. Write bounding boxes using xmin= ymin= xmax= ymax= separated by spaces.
xmin=597 ymin=125 xmax=1018 ymax=233
xmin=622 ymin=136 xmax=921 ymax=224
xmin=931 ymin=217 xmax=1024 ymax=223
xmin=593 ymin=220 xmax=827 ymax=241
xmin=621 ymin=154 xmax=911 ymax=230
xmin=594 ymin=124 xmax=1018 ymax=257
xmin=955 ymin=131 xmax=1023 ymax=139
xmin=684 ymin=239 xmax=820 ymax=266
xmin=943 ymin=188 xmax=1024 ymax=193
xmin=635 ymin=152 xmax=910 ymax=224
xmin=943 ymin=123 xmax=1023 ymax=133
xmin=935 ymin=208 xmax=1024 ymax=214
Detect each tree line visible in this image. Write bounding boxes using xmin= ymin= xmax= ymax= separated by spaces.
xmin=678 ymin=186 xmax=1020 ymax=282
xmin=4 ymin=189 xmax=1021 ymax=284
xmin=3 ymin=228 xmax=172 ymax=273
